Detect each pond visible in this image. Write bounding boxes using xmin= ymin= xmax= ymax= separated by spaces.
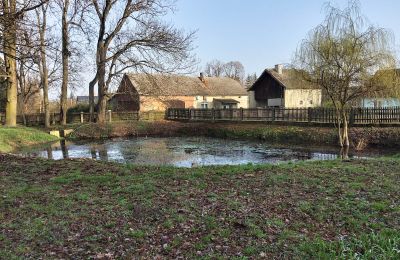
xmin=17 ymin=137 xmax=395 ymax=167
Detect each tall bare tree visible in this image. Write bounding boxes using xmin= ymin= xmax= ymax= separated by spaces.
xmin=56 ymin=0 xmax=89 ymax=125
xmin=88 ymin=0 xmax=195 ymax=123
xmin=294 ymin=0 xmax=396 ymax=148
xmin=205 ymin=59 xmax=225 ymax=77
xmin=16 ymin=29 xmax=41 ymax=125
xmin=224 ymin=61 xmax=245 ymax=83
xmin=36 ymin=3 xmax=50 ymax=127
xmin=0 ymin=0 xmax=48 ymax=126
xmin=204 ymin=59 xmax=245 ymax=83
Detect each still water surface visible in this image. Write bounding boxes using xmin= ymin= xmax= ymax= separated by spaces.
xmin=18 ymin=137 xmax=394 ymax=167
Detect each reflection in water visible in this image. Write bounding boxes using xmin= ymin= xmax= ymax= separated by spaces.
xmin=46 ymin=146 xmax=53 ymax=160
xmin=60 ymin=140 xmax=69 ymax=159
xmin=90 ymin=147 xmax=97 ymax=159
xmin=18 ymin=137 xmax=392 ymax=168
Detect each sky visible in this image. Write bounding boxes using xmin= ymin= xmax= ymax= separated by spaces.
xmin=168 ymin=0 xmax=400 ymax=77
xmin=71 ymin=0 xmax=400 ymax=97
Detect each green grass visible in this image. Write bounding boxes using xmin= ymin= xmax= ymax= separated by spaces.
xmin=0 ymin=126 xmax=59 ymax=153
xmin=0 ymin=154 xmax=399 ymax=258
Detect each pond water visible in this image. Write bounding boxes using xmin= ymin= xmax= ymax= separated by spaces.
xmin=17 ymin=137 xmax=395 ymax=167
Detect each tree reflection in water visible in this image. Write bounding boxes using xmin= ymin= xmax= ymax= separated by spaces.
xmin=60 ymin=140 xmax=69 ymax=159
xmin=17 ymin=137 xmax=393 ymax=167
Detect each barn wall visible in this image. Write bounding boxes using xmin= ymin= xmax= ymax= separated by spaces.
xmin=252 ymin=73 xmax=283 ymax=101
xmin=284 ymin=89 xmax=322 ymax=108
xmin=248 ymin=91 xmax=257 ymax=108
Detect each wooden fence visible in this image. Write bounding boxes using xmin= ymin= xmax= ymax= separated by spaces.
xmin=166 ymin=107 xmax=400 ymax=126
xmin=0 ymin=110 xmax=165 ymax=126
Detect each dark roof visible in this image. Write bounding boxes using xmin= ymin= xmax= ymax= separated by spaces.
xmin=213 ymin=99 xmax=240 ymax=103
xmin=249 ymin=68 xmax=320 ymax=91
xmin=124 ymin=73 xmax=247 ymax=96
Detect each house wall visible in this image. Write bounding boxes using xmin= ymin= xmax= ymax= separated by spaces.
xmin=139 ymin=96 xmax=196 ymax=112
xmin=192 ymin=95 xmax=249 ymax=109
xmin=361 ymin=98 xmax=400 ymax=108
xmin=284 ymin=89 xmax=322 ymax=108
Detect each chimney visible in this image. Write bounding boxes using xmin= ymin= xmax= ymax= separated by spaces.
xmin=199 ymin=72 xmax=205 ymax=82
xmin=275 ymin=64 xmax=283 ymax=75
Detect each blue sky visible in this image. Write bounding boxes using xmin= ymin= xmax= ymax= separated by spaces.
xmin=70 ymin=0 xmax=400 ymax=97
xmin=169 ymin=0 xmax=400 ymax=76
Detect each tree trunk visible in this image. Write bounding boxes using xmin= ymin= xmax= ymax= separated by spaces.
xmin=3 ymin=0 xmax=18 ymax=126
xmin=89 ymin=76 xmax=97 ymax=122
xmin=342 ymin=110 xmax=350 ymax=147
xmin=18 ymin=62 xmax=27 ymax=126
xmin=38 ymin=6 xmax=50 ymax=128
xmin=60 ymin=0 xmax=70 ymax=125
xmin=335 ymin=108 xmax=344 ymax=147
xmin=96 ymin=45 xmax=107 ymax=123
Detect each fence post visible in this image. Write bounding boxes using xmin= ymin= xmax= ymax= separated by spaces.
xmin=349 ymin=108 xmax=355 ymax=126
xmin=188 ymin=109 xmax=192 ymax=120
xmin=80 ymin=112 xmax=84 ymax=123
xmin=272 ymin=108 xmax=275 ymax=122
xmin=108 ymin=110 xmax=112 ymax=122
xmin=211 ymin=108 xmax=215 ymax=122
xmin=308 ymin=108 xmax=312 ymax=123
xmin=240 ymin=108 xmax=244 ymax=121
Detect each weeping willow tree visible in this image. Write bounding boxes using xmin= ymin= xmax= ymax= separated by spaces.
xmin=294 ymin=0 xmax=396 ymax=148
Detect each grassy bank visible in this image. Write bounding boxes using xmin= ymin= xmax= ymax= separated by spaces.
xmin=70 ymin=121 xmax=400 ymax=148
xmin=0 ymin=127 xmax=59 ymax=153
xmin=1 ymin=154 xmax=399 ymax=258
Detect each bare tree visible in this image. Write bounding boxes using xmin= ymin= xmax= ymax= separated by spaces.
xmin=204 ymin=59 xmax=225 ymax=77
xmin=0 ymin=57 xmax=6 ymax=111
xmin=223 ymin=61 xmax=245 ymax=83
xmin=0 ymin=0 xmax=48 ymax=126
xmin=204 ymin=59 xmax=245 ymax=83
xmin=294 ymin=0 xmax=396 ymax=149
xmin=16 ymin=28 xmax=41 ymax=125
xmin=35 ymin=3 xmax=50 ymax=127
xmin=87 ymin=0 xmax=195 ymax=123
xmin=55 ymin=0 xmax=89 ymax=125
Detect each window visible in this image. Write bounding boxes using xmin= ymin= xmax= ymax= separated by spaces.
xmin=309 ymin=100 xmax=313 ymax=105
xmin=299 ymin=100 xmax=303 ymax=105
xmin=201 ymin=103 xmax=208 ymax=109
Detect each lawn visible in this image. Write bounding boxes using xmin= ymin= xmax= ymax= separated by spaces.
xmin=0 ymin=127 xmax=59 ymax=153
xmin=1 ymin=154 xmax=399 ymax=259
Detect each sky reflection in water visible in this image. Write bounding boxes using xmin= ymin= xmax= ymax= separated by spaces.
xmin=18 ymin=137 xmax=393 ymax=168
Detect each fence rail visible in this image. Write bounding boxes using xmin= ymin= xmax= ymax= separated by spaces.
xmin=166 ymin=107 xmax=400 ymax=126
xmin=0 ymin=110 xmax=165 ymax=126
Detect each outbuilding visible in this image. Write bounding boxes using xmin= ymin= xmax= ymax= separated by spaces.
xmin=248 ymin=65 xmax=322 ymax=108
